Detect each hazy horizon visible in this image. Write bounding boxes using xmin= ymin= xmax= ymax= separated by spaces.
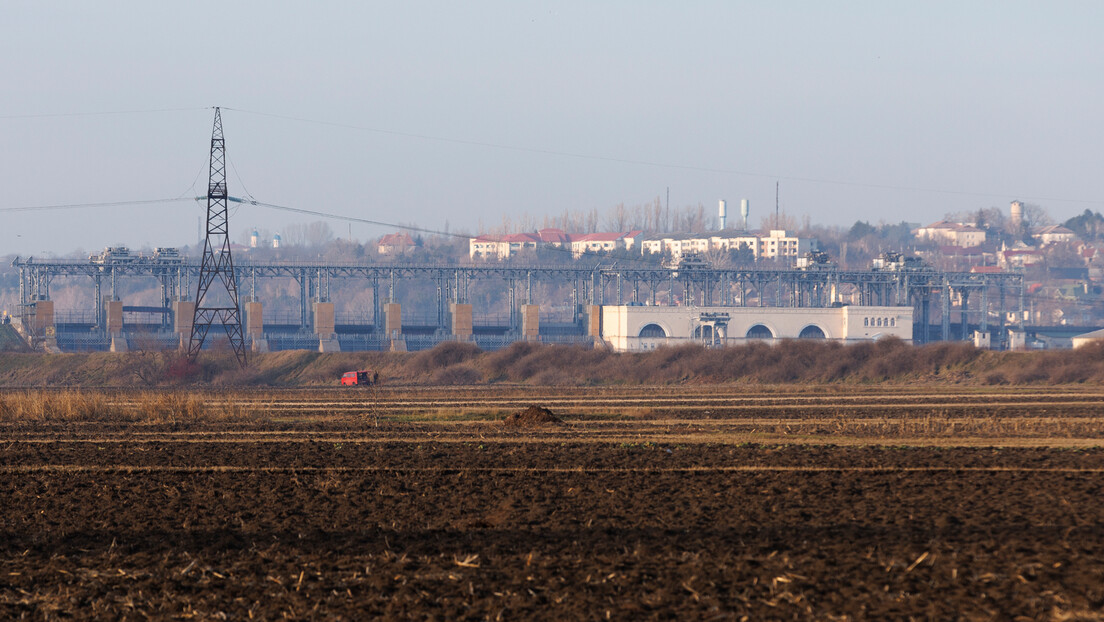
xmin=2 ymin=2 xmax=1102 ymax=256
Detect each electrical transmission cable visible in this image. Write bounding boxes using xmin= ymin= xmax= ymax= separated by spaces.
xmin=0 ymin=197 xmax=194 ymax=213
xmin=0 ymin=107 xmax=210 ymax=120
xmin=209 ymin=195 xmax=663 ymax=267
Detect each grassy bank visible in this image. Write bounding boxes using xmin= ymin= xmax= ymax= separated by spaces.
xmin=2 ymin=338 xmax=1104 ymax=388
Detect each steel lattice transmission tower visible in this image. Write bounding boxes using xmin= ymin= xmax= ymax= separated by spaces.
xmin=187 ymin=107 xmax=247 ymax=367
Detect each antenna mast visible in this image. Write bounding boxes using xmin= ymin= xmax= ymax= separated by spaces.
xmin=775 ymin=181 xmax=780 ymax=229
xmin=187 ymin=107 xmax=247 ymax=367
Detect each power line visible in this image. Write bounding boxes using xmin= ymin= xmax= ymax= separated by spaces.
xmin=221 ymin=107 xmax=1104 ymax=207
xmin=215 ymin=196 xmax=661 ymax=266
xmin=0 ymin=107 xmax=209 ymax=120
xmin=0 ymin=197 xmax=195 ymax=213
xmin=223 ymin=196 xmax=457 ymax=238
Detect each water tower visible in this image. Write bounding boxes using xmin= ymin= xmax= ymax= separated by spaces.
xmin=718 ymin=200 xmax=727 ymax=230
xmin=740 ymin=199 xmax=750 ymax=230
xmin=1010 ymin=200 xmax=1023 ymax=229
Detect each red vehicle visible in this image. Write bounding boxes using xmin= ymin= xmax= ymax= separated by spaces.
xmin=340 ymin=370 xmax=378 ymax=386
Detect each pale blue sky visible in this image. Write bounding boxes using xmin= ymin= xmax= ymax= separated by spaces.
xmin=1 ymin=1 xmax=1101 ymax=255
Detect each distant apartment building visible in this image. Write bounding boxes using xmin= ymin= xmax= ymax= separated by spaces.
xmin=569 ymin=231 xmax=643 ymax=257
xmin=913 ymin=221 xmax=986 ymax=248
xmin=757 ymin=229 xmax=816 ymax=259
xmin=641 ymin=230 xmax=817 ymax=261
xmin=641 ymin=234 xmax=711 ymax=258
xmin=468 ymin=229 xmax=643 ymax=260
xmin=468 ymin=232 xmax=545 ymax=260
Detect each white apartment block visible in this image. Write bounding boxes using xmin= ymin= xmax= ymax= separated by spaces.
xmin=913 ymin=221 xmax=986 ymax=248
xmin=469 ymin=229 xmax=643 ymax=260
xmin=642 ymin=230 xmax=817 ymax=261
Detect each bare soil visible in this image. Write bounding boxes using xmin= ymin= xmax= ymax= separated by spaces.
xmin=502 ymin=405 xmax=562 ymax=428
xmin=2 ymin=388 xmax=1104 ymax=619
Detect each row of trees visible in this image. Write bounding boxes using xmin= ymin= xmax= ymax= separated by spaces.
xmin=483 ymin=197 xmax=722 ymax=236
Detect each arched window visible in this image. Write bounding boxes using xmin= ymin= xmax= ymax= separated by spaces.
xmin=864 ymin=317 xmax=869 ymax=327
xmin=799 ymin=325 xmax=826 ymax=339
xmin=639 ymin=324 xmax=667 ymax=338
xmin=890 ymin=318 xmax=896 ymax=327
xmin=746 ymin=324 xmax=774 ymax=339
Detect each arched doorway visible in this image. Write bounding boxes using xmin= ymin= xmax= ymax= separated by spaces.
xmin=746 ymin=324 xmax=774 ymax=339
xmin=639 ymin=324 xmax=667 ymax=338
xmin=799 ymin=325 xmax=826 ymax=339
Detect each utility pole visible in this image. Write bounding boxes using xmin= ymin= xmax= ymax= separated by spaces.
xmin=187 ymin=107 xmax=247 ymax=367
xmin=775 ymin=181 xmax=780 ymax=229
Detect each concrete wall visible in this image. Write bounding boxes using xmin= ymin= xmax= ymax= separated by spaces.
xmin=105 ymin=299 xmax=124 ymax=335
xmin=33 ymin=300 xmax=54 ymax=333
xmin=103 ymin=299 xmax=127 ymax=352
xmin=313 ymin=301 xmax=335 ymax=337
xmin=588 ymin=305 xmax=602 ymax=337
xmin=385 ymin=303 xmax=402 ymax=337
xmin=599 ymin=304 xmax=913 ymax=352
xmin=312 ymin=301 xmax=339 ymax=352
xmin=172 ymin=300 xmax=195 ymax=340
xmin=245 ymin=301 xmax=264 ymax=338
xmin=521 ymin=304 xmax=539 ymax=340
xmin=451 ymin=303 xmax=473 ymax=338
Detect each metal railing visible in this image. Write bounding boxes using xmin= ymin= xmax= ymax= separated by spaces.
xmin=265 ymin=334 xmax=325 ymax=351
xmin=54 ymin=310 xmax=97 ymax=324
xmin=473 ymin=313 xmax=512 ymax=326
xmin=56 ymin=333 xmax=110 ymax=352
xmin=337 ymin=334 xmax=389 ymax=351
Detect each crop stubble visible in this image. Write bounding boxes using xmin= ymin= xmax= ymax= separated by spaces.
xmin=2 ymin=387 xmax=1104 ymax=619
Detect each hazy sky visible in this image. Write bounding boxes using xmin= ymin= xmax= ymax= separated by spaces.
xmin=2 ymin=1 xmax=1102 ymax=256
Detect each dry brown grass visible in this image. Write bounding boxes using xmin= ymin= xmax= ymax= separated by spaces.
xmin=4 ymin=386 xmax=1104 ymax=445
xmin=0 ymin=391 xmax=118 ymax=422
xmin=4 ymin=339 xmax=1104 ymax=388
xmin=0 ymin=390 xmax=257 ymax=424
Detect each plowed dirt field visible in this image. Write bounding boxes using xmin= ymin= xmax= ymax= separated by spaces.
xmin=3 ymin=386 xmax=1104 ymax=619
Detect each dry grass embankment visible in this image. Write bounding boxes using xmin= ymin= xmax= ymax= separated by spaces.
xmin=0 ymin=391 xmax=251 ymax=424
xmin=2 ymin=338 xmax=1104 ymax=387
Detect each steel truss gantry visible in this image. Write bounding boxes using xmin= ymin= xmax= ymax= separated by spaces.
xmin=11 ymin=258 xmax=1026 ymax=344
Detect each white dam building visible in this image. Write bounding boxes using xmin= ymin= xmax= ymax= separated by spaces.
xmin=596 ymin=304 xmax=913 ymax=351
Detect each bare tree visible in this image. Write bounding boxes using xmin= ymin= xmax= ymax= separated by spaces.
xmin=1020 ymin=203 xmax=1053 ymax=231
xmin=759 ymin=210 xmax=798 ymax=232
xmin=585 ymin=208 xmax=599 ymax=233
xmin=605 ymin=203 xmax=629 ymax=232
xmin=305 ymin=222 xmax=334 ymax=247
xmin=282 ymin=223 xmax=307 ymax=247
xmin=693 ymin=203 xmax=706 ymax=233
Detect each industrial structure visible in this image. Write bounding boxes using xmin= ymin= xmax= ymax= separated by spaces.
xmin=1 ymin=112 xmax=1040 ymax=356
xmin=598 ymin=304 xmax=912 ymax=351
xmin=10 ymin=252 xmax=1027 ymax=353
